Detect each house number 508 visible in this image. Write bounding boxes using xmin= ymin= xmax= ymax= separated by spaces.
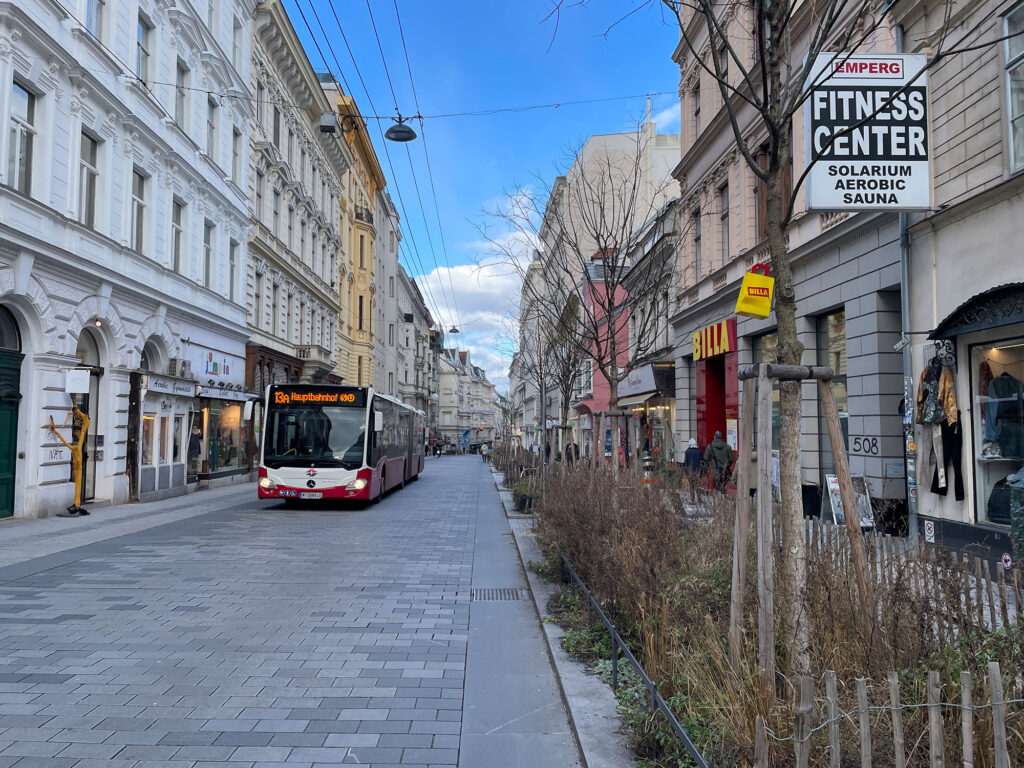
xmin=851 ymin=437 xmax=879 ymax=455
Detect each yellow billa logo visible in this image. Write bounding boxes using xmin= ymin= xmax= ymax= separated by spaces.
xmin=748 ymin=286 xmax=770 ymax=297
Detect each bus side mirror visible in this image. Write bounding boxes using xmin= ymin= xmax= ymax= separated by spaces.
xmin=374 ymin=412 xmax=384 ymax=432
xmin=242 ymin=401 xmax=254 ymax=422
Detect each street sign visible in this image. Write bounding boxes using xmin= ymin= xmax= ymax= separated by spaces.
xmin=1002 ymin=553 xmax=1013 ymax=570
xmin=924 ymin=519 xmax=935 ymax=544
xmin=804 ymin=53 xmax=930 ymax=210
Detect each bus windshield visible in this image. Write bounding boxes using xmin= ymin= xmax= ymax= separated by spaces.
xmin=263 ymin=406 xmax=366 ymax=469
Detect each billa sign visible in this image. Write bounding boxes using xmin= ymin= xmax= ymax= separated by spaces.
xmin=693 ymin=318 xmax=737 ymax=361
xmin=804 ymin=53 xmax=930 ymax=210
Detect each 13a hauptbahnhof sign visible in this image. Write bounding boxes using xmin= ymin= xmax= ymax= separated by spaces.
xmin=804 ymin=53 xmax=930 ymax=210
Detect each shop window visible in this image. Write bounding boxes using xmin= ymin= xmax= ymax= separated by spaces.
xmin=159 ymin=415 xmax=169 ymax=463
xmin=972 ymin=337 xmax=1024 ymax=526
xmin=141 ymin=415 xmax=154 ymax=465
xmin=817 ymin=310 xmax=848 ymax=481
xmin=173 ymin=415 xmax=183 ymax=462
xmin=201 ymin=402 xmax=242 ymax=472
xmin=753 ymin=333 xmax=781 ymax=451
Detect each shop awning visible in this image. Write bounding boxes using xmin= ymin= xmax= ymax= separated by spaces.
xmin=930 ymin=282 xmax=1024 ymax=339
xmin=616 ymin=392 xmax=656 ymax=408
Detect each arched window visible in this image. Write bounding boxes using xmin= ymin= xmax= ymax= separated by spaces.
xmin=0 ymin=307 xmax=20 ymax=351
xmin=76 ymin=328 xmax=100 ymax=367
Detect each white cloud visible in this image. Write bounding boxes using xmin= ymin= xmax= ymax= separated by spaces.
xmin=413 ymin=254 xmax=522 ymax=392
xmin=654 ymin=103 xmax=681 ymax=131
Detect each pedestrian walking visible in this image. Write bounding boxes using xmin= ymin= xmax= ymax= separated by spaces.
xmin=703 ymin=431 xmax=735 ymax=492
xmin=683 ymin=438 xmax=703 ymax=473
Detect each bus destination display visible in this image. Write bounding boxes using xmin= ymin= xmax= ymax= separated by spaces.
xmin=270 ymin=387 xmax=366 ymax=407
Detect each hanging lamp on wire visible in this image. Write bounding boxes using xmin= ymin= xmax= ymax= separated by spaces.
xmin=385 ymin=111 xmax=417 ymax=142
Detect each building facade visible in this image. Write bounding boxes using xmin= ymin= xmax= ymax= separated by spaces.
xmin=374 ymin=190 xmax=400 ymax=395
xmin=667 ymin=7 xmax=906 ymax=521
xmin=245 ymin=0 xmax=349 ymax=458
xmin=0 ymin=0 xmax=255 ymax=517
xmin=395 ymin=264 xmax=434 ymax=415
xmin=897 ymin=0 xmax=1024 ymax=555
xmin=318 ymin=88 xmax=385 ymax=387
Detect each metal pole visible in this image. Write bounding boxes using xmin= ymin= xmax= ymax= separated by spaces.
xmin=896 ymin=22 xmax=919 ymax=545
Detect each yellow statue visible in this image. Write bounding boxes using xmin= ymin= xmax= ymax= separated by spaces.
xmin=47 ymin=404 xmax=90 ymax=516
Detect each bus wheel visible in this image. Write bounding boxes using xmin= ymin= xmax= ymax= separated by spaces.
xmin=374 ymin=473 xmax=384 ymax=503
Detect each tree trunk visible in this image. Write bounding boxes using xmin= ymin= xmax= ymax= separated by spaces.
xmin=766 ymin=143 xmax=810 ymax=678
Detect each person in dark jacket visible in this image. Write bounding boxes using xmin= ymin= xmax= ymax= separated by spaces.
xmin=683 ymin=438 xmax=703 ymax=473
xmin=703 ymin=431 xmax=735 ymax=491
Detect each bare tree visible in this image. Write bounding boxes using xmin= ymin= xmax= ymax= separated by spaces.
xmin=544 ymin=0 xmax=1011 ymax=678
xmin=485 ymin=124 xmax=677 ymax=466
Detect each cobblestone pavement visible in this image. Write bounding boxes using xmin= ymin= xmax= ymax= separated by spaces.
xmin=0 ymin=456 xmax=580 ymax=767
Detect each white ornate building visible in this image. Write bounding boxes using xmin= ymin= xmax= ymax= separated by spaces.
xmin=0 ymin=0 xmax=256 ymax=517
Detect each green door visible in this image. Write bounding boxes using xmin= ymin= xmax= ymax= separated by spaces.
xmin=0 ymin=349 xmax=22 ymax=519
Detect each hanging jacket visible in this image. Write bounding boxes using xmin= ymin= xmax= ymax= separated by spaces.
xmin=917 ymin=363 xmax=957 ymax=425
xmin=985 ymin=372 xmax=1024 ymax=456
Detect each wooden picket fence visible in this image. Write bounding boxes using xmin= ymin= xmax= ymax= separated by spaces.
xmin=751 ymin=519 xmax=1024 ymax=766
xmin=755 ymin=662 xmax=1021 ymax=767
xmin=799 ymin=516 xmax=1022 ymax=633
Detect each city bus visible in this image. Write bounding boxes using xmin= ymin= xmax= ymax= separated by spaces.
xmin=257 ymin=384 xmax=425 ymax=503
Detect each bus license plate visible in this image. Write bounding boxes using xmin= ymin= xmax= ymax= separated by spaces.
xmin=300 ymin=492 xmax=322 ymax=500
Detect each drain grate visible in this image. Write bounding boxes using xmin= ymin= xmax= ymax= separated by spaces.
xmin=471 ymin=587 xmax=524 ymax=602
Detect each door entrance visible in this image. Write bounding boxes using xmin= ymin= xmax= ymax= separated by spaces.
xmin=0 ymin=308 xmax=22 ymax=519
xmin=74 ymin=330 xmax=102 ymax=502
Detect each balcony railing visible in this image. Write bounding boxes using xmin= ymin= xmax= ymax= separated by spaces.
xmin=354 ymin=205 xmax=374 ymax=225
xmin=296 ymin=344 xmax=333 ymax=367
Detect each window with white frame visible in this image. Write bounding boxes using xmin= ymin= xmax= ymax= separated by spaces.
xmin=171 ymin=198 xmax=185 ymax=272
xmin=229 ymin=240 xmax=238 ymax=302
xmin=254 ymin=271 xmax=264 ymax=328
xmin=136 ymin=15 xmax=152 ymax=83
xmin=299 ymin=300 xmax=306 ymax=343
xmin=7 ymin=82 xmax=35 ymax=195
xmin=206 ymin=97 xmax=217 ymax=159
xmin=79 ymin=132 xmax=98 ymax=228
xmin=255 ymin=169 xmax=264 ymax=217
xmin=692 ymin=207 xmax=702 ymax=279
xmin=86 ymin=0 xmax=104 ymax=37
xmin=203 ymin=220 xmax=214 ymax=287
xmin=255 ymin=81 xmax=265 ymax=126
xmin=272 ymin=190 xmax=280 ymax=236
xmin=693 ymin=84 xmax=701 ymax=135
xmin=1006 ymin=3 xmax=1024 ymax=170
xmin=232 ymin=17 xmax=243 ymax=69
xmin=206 ymin=0 xmax=216 ymax=33
xmin=272 ymin=106 xmax=281 ymax=147
xmin=720 ymin=184 xmax=729 ymax=264
xmin=131 ymin=169 xmax=146 ymax=253
xmin=175 ymin=60 xmax=188 ymax=127
xmin=231 ymin=127 xmax=241 ymax=184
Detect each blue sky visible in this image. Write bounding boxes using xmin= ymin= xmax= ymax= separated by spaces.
xmin=288 ymin=1 xmax=682 ymax=389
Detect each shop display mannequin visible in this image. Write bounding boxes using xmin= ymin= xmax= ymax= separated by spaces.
xmin=917 ymin=356 xmax=959 ymax=495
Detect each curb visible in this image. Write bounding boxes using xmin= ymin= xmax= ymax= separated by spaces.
xmin=492 ymin=469 xmax=636 ymax=768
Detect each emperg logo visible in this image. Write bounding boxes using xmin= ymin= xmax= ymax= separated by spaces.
xmin=306 ymin=469 xmax=318 ymax=477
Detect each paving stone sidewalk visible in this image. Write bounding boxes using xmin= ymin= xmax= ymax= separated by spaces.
xmin=0 ymin=456 xmax=582 ymax=767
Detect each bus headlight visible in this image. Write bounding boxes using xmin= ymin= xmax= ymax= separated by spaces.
xmin=348 ymin=478 xmax=367 ymax=490
xmin=259 ymin=476 xmax=277 ymax=490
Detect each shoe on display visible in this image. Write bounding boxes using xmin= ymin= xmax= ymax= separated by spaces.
xmin=980 ymin=441 xmax=1003 ymax=459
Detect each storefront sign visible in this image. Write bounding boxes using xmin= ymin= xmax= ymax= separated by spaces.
xmin=726 ymin=418 xmax=738 ymax=451
xmin=185 ymin=346 xmax=246 ymax=388
xmin=692 ymin=318 xmax=737 ymax=361
xmin=65 ymin=368 xmax=91 ymax=394
xmin=146 ymin=375 xmax=197 ymax=397
xmin=198 ymin=386 xmax=256 ymax=402
xmin=620 ymin=365 xmax=657 ymax=397
xmin=804 ymin=53 xmax=930 ymax=210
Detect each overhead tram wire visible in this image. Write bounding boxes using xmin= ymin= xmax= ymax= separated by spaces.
xmin=302 ymin=0 xmax=456 ymax=339
xmin=289 ymin=1 xmax=451 ymax=339
xmin=307 ymin=0 xmax=464 ymax=345
xmin=349 ymin=0 xmax=466 ymax=346
xmin=390 ymin=0 xmax=467 ymax=346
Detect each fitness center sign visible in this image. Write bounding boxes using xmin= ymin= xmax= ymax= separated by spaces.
xmin=804 ymin=53 xmax=930 ymax=210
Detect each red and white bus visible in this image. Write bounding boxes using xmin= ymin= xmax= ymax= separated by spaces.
xmin=257 ymin=385 xmax=425 ymax=503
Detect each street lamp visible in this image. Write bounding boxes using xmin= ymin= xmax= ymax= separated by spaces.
xmin=385 ymin=114 xmax=417 ymax=142
xmin=448 ymin=326 xmax=459 ymax=334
